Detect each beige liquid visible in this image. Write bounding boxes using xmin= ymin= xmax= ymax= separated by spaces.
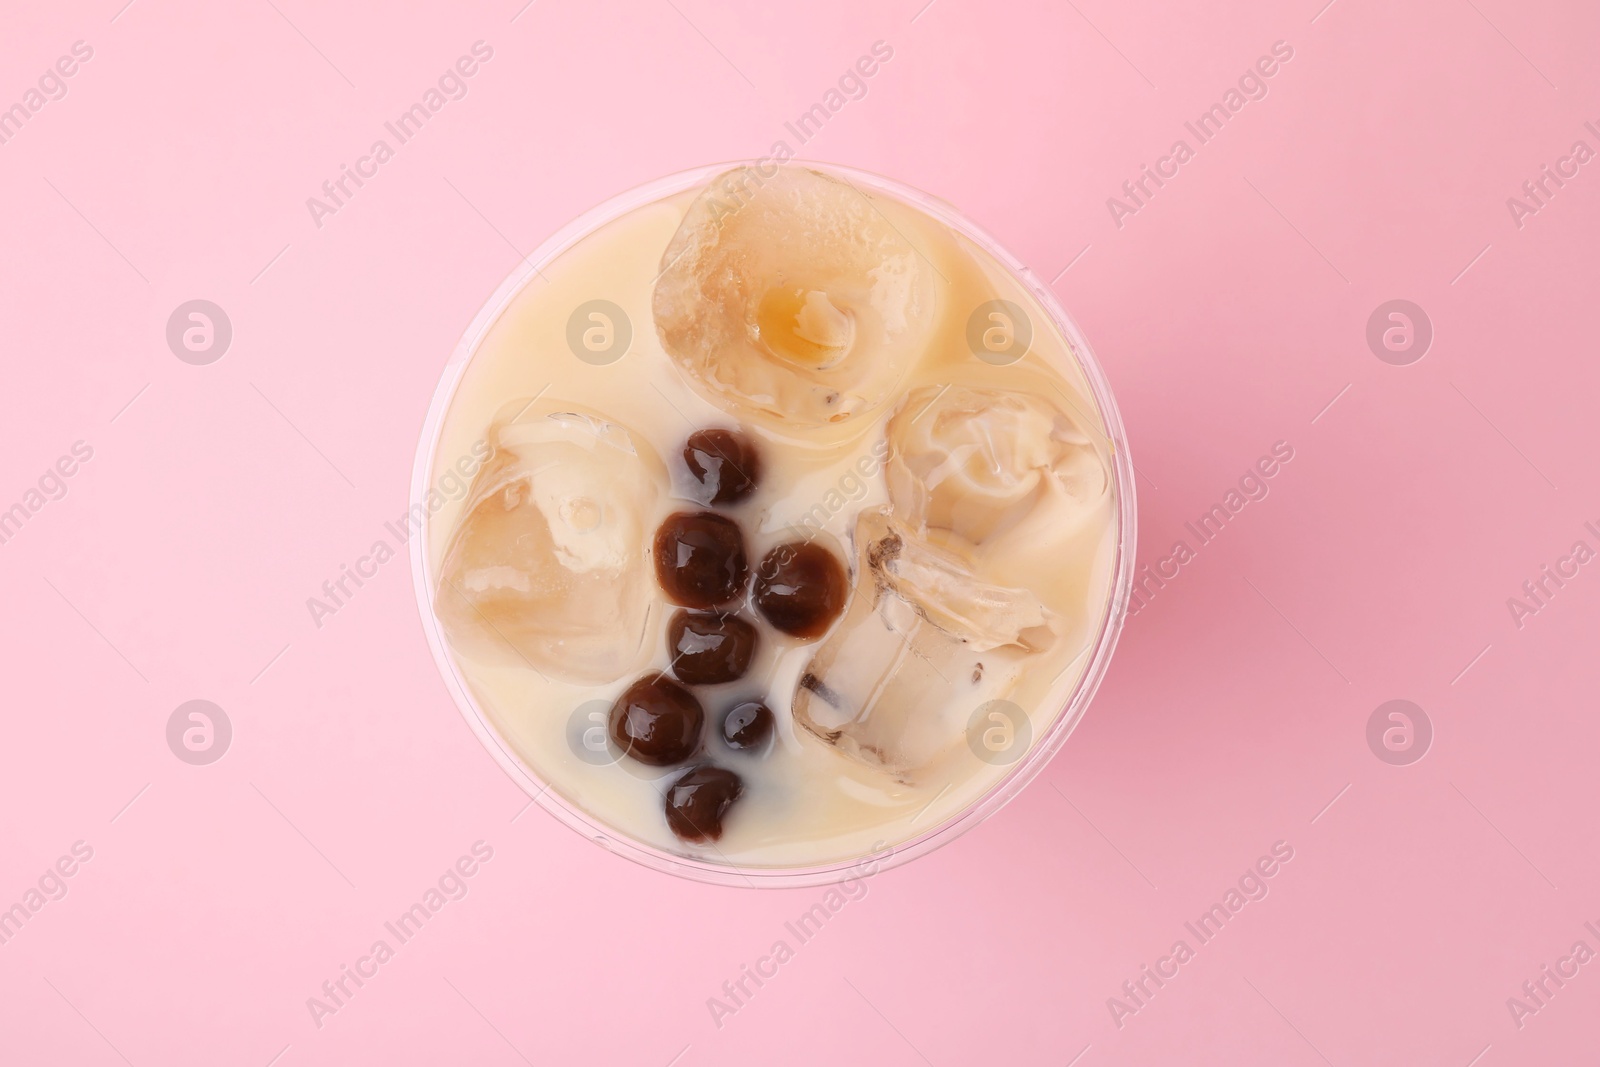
xmin=426 ymin=178 xmax=1119 ymax=868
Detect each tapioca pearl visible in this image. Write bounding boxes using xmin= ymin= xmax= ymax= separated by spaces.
xmin=664 ymin=765 xmax=744 ymax=843
xmin=720 ymin=701 xmax=774 ymax=752
xmin=667 ymin=611 xmax=758 ymax=686
xmin=653 ymin=511 xmax=749 ymax=608
xmin=608 ymin=673 xmax=704 ymax=767
xmin=753 ymin=541 xmax=848 ymax=638
xmin=683 ymin=428 xmax=761 ymax=505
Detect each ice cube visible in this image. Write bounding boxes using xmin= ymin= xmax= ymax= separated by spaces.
xmin=435 ymin=404 xmax=664 ymax=684
xmin=886 ymin=384 xmax=1109 ymax=556
xmin=652 ymin=165 xmax=937 ymax=434
xmin=792 ymin=509 xmax=1058 ymax=782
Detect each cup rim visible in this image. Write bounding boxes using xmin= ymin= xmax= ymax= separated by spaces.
xmin=409 ymin=158 xmax=1139 ymax=888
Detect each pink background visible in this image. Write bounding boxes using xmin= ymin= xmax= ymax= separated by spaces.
xmin=2 ymin=0 xmax=1597 ymax=1063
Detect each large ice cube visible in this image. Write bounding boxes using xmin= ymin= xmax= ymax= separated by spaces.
xmin=886 ymin=384 xmax=1109 ymax=559
xmin=435 ymin=403 xmax=664 ymax=684
xmin=652 ymin=165 xmax=937 ymax=434
xmin=792 ymin=510 xmax=1058 ymax=782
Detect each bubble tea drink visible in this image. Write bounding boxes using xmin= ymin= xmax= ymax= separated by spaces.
xmin=420 ymin=164 xmax=1131 ymax=878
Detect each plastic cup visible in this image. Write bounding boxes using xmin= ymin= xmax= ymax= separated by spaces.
xmin=410 ymin=161 xmax=1138 ymax=888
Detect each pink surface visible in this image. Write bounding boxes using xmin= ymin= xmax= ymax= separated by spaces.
xmin=1 ymin=1 xmax=1595 ymax=1064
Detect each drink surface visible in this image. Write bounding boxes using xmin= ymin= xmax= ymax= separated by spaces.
xmin=426 ymin=169 xmax=1119 ymax=869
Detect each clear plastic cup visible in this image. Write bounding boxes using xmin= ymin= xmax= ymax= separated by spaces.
xmin=410 ymin=161 xmax=1138 ymax=888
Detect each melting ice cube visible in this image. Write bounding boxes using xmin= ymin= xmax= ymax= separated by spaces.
xmin=792 ymin=509 xmax=1058 ymax=782
xmin=885 ymin=384 xmax=1109 ymax=556
xmin=435 ymin=405 xmax=664 ymax=684
xmin=652 ymin=165 xmax=938 ymax=434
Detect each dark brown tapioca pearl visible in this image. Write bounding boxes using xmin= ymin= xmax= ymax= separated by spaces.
xmin=608 ymin=673 xmax=704 ymax=766
xmin=664 ymin=765 xmax=744 ymax=843
xmin=721 ymin=701 xmax=774 ymax=751
xmin=654 ymin=511 xmax=749 ymax=608
xmin=752 ymin=541 xmax=848 ymax=638
xmin=667 ymin=611 xmax=758 ymax=686
xmin=683 ymin=428 xmax=761 ymax=505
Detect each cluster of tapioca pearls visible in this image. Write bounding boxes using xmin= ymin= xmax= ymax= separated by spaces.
xmin=606 ymin=428 xmax=849 ymax=844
